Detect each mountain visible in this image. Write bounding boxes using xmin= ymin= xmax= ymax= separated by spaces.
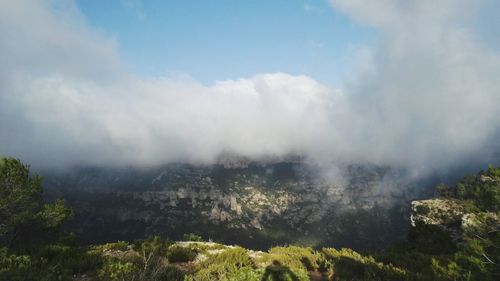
xmin=42 ymin=162 xmax=426 ymax=250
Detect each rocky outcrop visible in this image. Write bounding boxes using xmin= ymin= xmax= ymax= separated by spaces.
xmin=411 ymin=198 xmax=468 ymax=243
xmin=410 ymin=198 xmax=500 ymax=244
xmin=411 ymin=199 xmax=466 ymax=226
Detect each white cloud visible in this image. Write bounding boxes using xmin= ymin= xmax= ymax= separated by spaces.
xmin=0 ymin=0 xmax=338 ymax=168
xmin=327 ymin=0 xmax=500 ymax=174
xmin=329 ymin=0 xmax=481 ymax=29
xmin=0 ymin=0 xmax=499 ymax=178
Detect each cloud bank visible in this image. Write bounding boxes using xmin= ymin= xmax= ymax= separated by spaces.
xmin=328 ymin=0 xmax=500 ymax=172
xmin=1 ymin=0 xmax=499 ymax=176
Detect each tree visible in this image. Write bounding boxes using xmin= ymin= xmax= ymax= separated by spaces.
xmin=0 ymin=158 xmax=72 ymax=250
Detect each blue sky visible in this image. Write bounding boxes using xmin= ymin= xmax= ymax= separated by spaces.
xmin=75 ymin=0 xmax=374 ymax=85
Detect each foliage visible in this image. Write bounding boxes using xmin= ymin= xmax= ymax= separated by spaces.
xmin=167 ymin=244 xmax=197 ymax=263
xmin=0 ymin=158 xmax=72 ymax=250
xmin=98 ymin=258 xmax=137 ymax=281
xmin=438 ymin=166 xmax=500 ymax=212
xmin=100 ymin=241 xmax=130 ymax=252
xmin=125 ymin=236 xmax=178 ymax=281
xmin=183 ymin=233 xmax=203 ymax=242
xmin=133 ymin=236 xmax=171 ymax=258
xmin=188 ymin=242 xmax=227 ymax=256
xmin=260 ymin=262 xmax=310 ymax=281
xmin=0 ymin=248 xmax=34 ymax=281
xmin=0 ymin=158 xmax=80 ymax=281
xmin=201 ymin=247 xmax=253 ymax=268
xmin=430 ymin=212 xmax=500 ymax=281
xmin=322 ymin=247 xmax=406 ymax=281
xmin=379 ymin=232 xmax=499 ymax=280
xmin=380 ymin=166 xmax=500 ymax=280
xmin=156 ymin=264 xmax=185 ymax=281
xmin=37 ymin=244 xmax=103 ymax=275
xmin=187 ymin=263 xmax=262 ymax=281
xmin=262 ymin=246 xmax=320 ymax=272
xmin=407 ymin=222 xmax=456 ymax=254
xmin=0 ymin=244 xmax=102 ymax=281
xmin=189 ymin=247 xmax=261 ymax=281
xmin=323 ymin=204 xmax=409 ymax=251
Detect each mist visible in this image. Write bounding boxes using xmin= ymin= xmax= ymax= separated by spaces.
xmin=1 ymin=0 xmax=499 ymax=179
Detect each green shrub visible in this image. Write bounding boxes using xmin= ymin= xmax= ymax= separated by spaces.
xmin=201 ymin=247 xmax=253 ymax=268
xmin=262 ymin=246 xmax=320 ymax=272
xmin=188 ymin=247 xmax=261 ymax=281
xmin=38 ymin=244 xmax=102 ymax=275
xmin=408 ymin=222 xmax=456 ymax=254
xmin=157 ymin=264 xmax=185 ymax=281
xmin=183 ymin=233 xmax=203 ymax=242
xmin=188 ymin=263 xmax=261 ymax=281
xmin=438 ymin=166 xmax=500 ymax=212
xmin=0 ymin=247 xmax=76 ymax=281
xmin=133 ymin=236 xmax=171 ymax=257
xmin=98 ymin=258 xmax=137 ymax=281
xmin=184 ymin=242 xmax=227 ymax=256
xmin=260 ymin=263 xmax=310 ymax=281
xmin=322 ymin=248 xmax=407 ymax=281
xmin=167 ymin=245 xmax=197 ymax=263
xmin=0 ymin=248 xmax=34 ymax=281
xmin=101 ymin=241 xmax=129 ymax=252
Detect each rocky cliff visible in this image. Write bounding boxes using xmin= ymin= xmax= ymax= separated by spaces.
xmin=43 ymin=162 xmax=421 ymax=250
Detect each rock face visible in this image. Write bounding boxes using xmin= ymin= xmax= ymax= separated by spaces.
xmin=410 ymin=198 xmax=500 ymax=246
xmin=411 ymin=199 xmax=466 ymax=226
xmin=130 ymin=184 xmax=326 ymax=230
xmin=43 ymin=162 xmax=418 ymax=249
xmin=411 ymin=199 xmax=468 ymax=243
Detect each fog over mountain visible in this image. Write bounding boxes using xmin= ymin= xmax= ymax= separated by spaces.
xmin=1 ymin=0 xmax=499 ymax=179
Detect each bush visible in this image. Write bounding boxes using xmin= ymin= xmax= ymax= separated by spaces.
xmin=101 ymin=241 xmax=129 ymax=252
xmin=322 ymin=248 xmax=407 ymax=281
xmin=376 ymin=243 xmax=440 ymax=279
xmin=98 ymin=258 xmax=137 ymax=281
xmin=262 ymin=246 xmax=320 ymax=272
xmin=201 ymin=247 xmax=253 ymax=268
xmin=183 ymin=233 xmax=203 ymax=242
xmin=0 ymin=248 xmax=34 ymax=281
xmin=438 ymin=166 xmax=500 ymax=212
xmin=260 ymin=263 xmax=310 ymax=281
xmin=189 ymin=247 xmax=260 ymax=281
xmin=408 ymin=222 xmax=456 ymax=254
xmin=0 ymin=247 xmax=79 ymax=281
xmin=38 ymin=244 xmax=102 ymax=275
xmin=183 ymin=242 xmax=226 ymax=256
xmin=167 ymin=245 xmax=197 ymax=263
xmin=133 ymin=236 xmax=171 ymax=257
xmin=189 ymin=263 xmax=262 ymax=281
xmin=157 ymin=264 xmax=185 ymax=281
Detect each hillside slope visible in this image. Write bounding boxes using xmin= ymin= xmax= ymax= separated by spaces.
xmin=1 ymin=159 xmax=498 ymax=280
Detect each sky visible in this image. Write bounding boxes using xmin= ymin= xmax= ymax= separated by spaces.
xmin=0 ymin=0 xmax=500 ymax=178
xmin=75 ymin=0 xmax=374 ymax=85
